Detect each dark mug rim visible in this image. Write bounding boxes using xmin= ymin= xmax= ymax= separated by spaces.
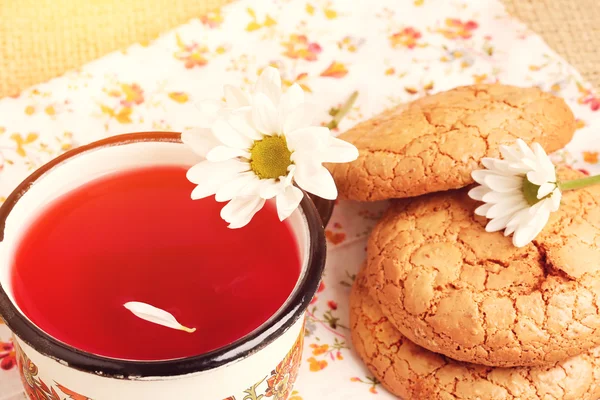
xmin=0 ymin=131 xmax=328 ymax=378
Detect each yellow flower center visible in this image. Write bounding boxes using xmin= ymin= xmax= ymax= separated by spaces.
xmin=250 ymin=135 xmax=293 ymax=179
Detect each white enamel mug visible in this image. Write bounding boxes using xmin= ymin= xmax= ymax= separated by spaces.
xmin=0 ymin=132 xmax=329 ymax=400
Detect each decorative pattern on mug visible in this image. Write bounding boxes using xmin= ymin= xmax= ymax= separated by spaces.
xmin=224 ymin=328 xmax=304 ymax=400
xmin=14 ymin=327 xmax=304 ymax=400
xmin=15 ymin=340 xmax=91 ymax=400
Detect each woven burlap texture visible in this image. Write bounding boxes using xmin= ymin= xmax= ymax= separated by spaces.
xmin=0 ymin=0 xmax=598 ymax=97
xmin=503 ymin=0 xmax=600 ymax=90
xmin=0 ymin=0 xmax=227 ymax=97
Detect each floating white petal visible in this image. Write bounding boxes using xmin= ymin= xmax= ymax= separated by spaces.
xmin=123 ymin=302 xmax=196 ymax=333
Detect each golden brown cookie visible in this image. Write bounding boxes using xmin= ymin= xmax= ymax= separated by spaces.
xmin=329 ymin=84 xmax=575 ymax=201
xmin=351 ymin=270 xmax=600 ymax=400
xmin=365 ymin=168 xmax=600 ymax=367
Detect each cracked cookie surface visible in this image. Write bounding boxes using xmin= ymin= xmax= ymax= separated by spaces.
xmin=351 ymin=270 xmax=600 ymax=400
xmin=365 ymin=168 xmax=600 ymax=367
xmin=329 ymin=84 xmax=575 ymax=201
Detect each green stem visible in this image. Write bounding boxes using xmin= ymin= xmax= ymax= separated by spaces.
xmin=558 ymin=174 xmax=600 ymax=191
xmin=326 ymin=91 xmax=359 ymax=129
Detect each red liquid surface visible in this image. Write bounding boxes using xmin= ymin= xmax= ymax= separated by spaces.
xmin=11 ymin=166 xmax=301 ymax=360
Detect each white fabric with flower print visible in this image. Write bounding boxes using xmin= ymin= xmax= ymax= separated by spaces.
xmin=1 ymin=0 xmax=600 ymax=397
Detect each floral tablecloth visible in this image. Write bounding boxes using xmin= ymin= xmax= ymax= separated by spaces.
xmin=1 ymin=0 xmax=599 ymax=398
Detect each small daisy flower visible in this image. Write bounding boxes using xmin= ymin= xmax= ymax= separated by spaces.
xmin=468 ymin=139 xmax=561 ymax=248
xmin=182 ymin=67 xmax=359 ymax=228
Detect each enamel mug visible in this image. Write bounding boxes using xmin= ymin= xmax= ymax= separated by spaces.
xmin=0 ymin=132 xmax=329 ymax=400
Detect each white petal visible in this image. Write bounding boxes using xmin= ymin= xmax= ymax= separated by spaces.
xmin=259 ymin=179 xmax=284 ymax=199
xmin=195 ymin=100 xmax=226 ymax=128
xmin=485 ymin=215 xmax=511 ymax=232
xmin=481 ymin=158 xmax=499 ymax=170
xmin=512 ymin=209 xmax=550 ymax=247
xmin=292 ymin=151 xmax=322 ymax=175
xmin=484 ymin=174 xmax=523 ymax=193
xmin=287 ymin=126 xmax=330 ymax=152
xmin=252 ymin=93 xmax=280 ymax=135
xmin=495 ymin=159 xmax=528 ymax=175
xmin=228 ymin=108 xmax=262 ymax=140
xmin=482 ymin=157 xmax=523 ymax=175
xmin=481 ymin=191 xmax=524 ymax=205
xmin=191 ymin=184 xmax=220 ymax=200
xmin=471 ymin=170 xmax=491 ymax=186
xmin=503 ymin=221 xmax=518 ymax=236
xmin=500 ymin=144 xmax=524 ymax=164
xmin=187 ymin=159 xmax=249 ymax=183
xmin=187 ymin=159 xmax=249 ymax=199
xmin=290 ymin=103 xmax=319 ymax=133
xmin=221 ymin=196 xmax=266 ymax=229
xmin=294 ymin=164 xmax=337 ymax=200
xmin=223 ymin=85 xmax=251 ymax=108
xmin=181 ymin=128 xmax=220 ymax=158
xmin=280 ymin=83 xmax=305 ymax=115
xmin=124 ymin=302 xmax=195 ymax=333
xmin=239 ymin=176 xmax=264 ymax=197
xmin=475 ymin=203 xmax=493 ymax=216
xmin=537 ymin=182 xmax=557 ymax=199
xmin=506 ymin=162 xmax=532 ymax=175
xmin=320 ymin=136 xmax=359 ymax=163
xmin=279 ymin=85 xmax=308 ymax=133
xmin=527 ymin=169 xmax=552 ymax=187
xmin=550 ymin=189 xmax=562 ymax=211
xmin=283 ymin=105 xmax=312 ymax=135
xmin=504 ymin=208 xmax=530 ymax=232
xmin=206 ymin=146 xmax=251 ymax=162
xmin=512 ymin=231 xmax=530 ymax=247
xmin=215 ymin=173 xmax=260 ymax=202
xmin=521 ymin=157 xmax=538 ymax=172
xmin=468 ymin=185 xmax=490 ymax=201
xmin=212 ymin=119 xmax=253 ymax=149
xmin=486 ymin=198 xmax=528 ymax=219
xmin=254 ymin=67 xmax=282 ymax=106
xmin=512 ymin=227 xmax=535 ymax=247
xmin=532 ymin=143 xmax=556 ymax=179
xmin=285 ymin=164 xmax=296 ymax=186
xmin=276 ymin=185 xmax=304 ymax=221
xmin=527 ymin=157 xmax=557 ymax=186
xmin=516 ymin=139 xmax=536 ymax=161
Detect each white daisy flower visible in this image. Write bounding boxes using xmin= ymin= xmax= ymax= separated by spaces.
xmin=182 ymin=67 xmax=359 ymax=228
xmin=468 ymin=139 xmax=562 ymax=248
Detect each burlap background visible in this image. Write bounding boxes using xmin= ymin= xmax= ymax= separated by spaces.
xmin=503 ymin=0 xmax=599 ymax=90
xmin=0 ymin=0 xmax=597 ymax=98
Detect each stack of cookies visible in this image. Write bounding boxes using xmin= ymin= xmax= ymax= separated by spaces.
xmin=329 ymin=85 xmax=600 ymax=399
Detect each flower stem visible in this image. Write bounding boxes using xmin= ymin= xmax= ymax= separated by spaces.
xmin=558 ymin=174 xmax=600 ymax=191
xmin=327 ymin=91 xmax=359 ymax=129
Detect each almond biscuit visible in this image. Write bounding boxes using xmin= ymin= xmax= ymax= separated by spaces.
xmin=329 ymin=84 xmax=575 ymax=201
xmin=351 ymin=269 xmax=600 ymax=400
xmin=365 ymin=168 xmax=600 ymax=367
